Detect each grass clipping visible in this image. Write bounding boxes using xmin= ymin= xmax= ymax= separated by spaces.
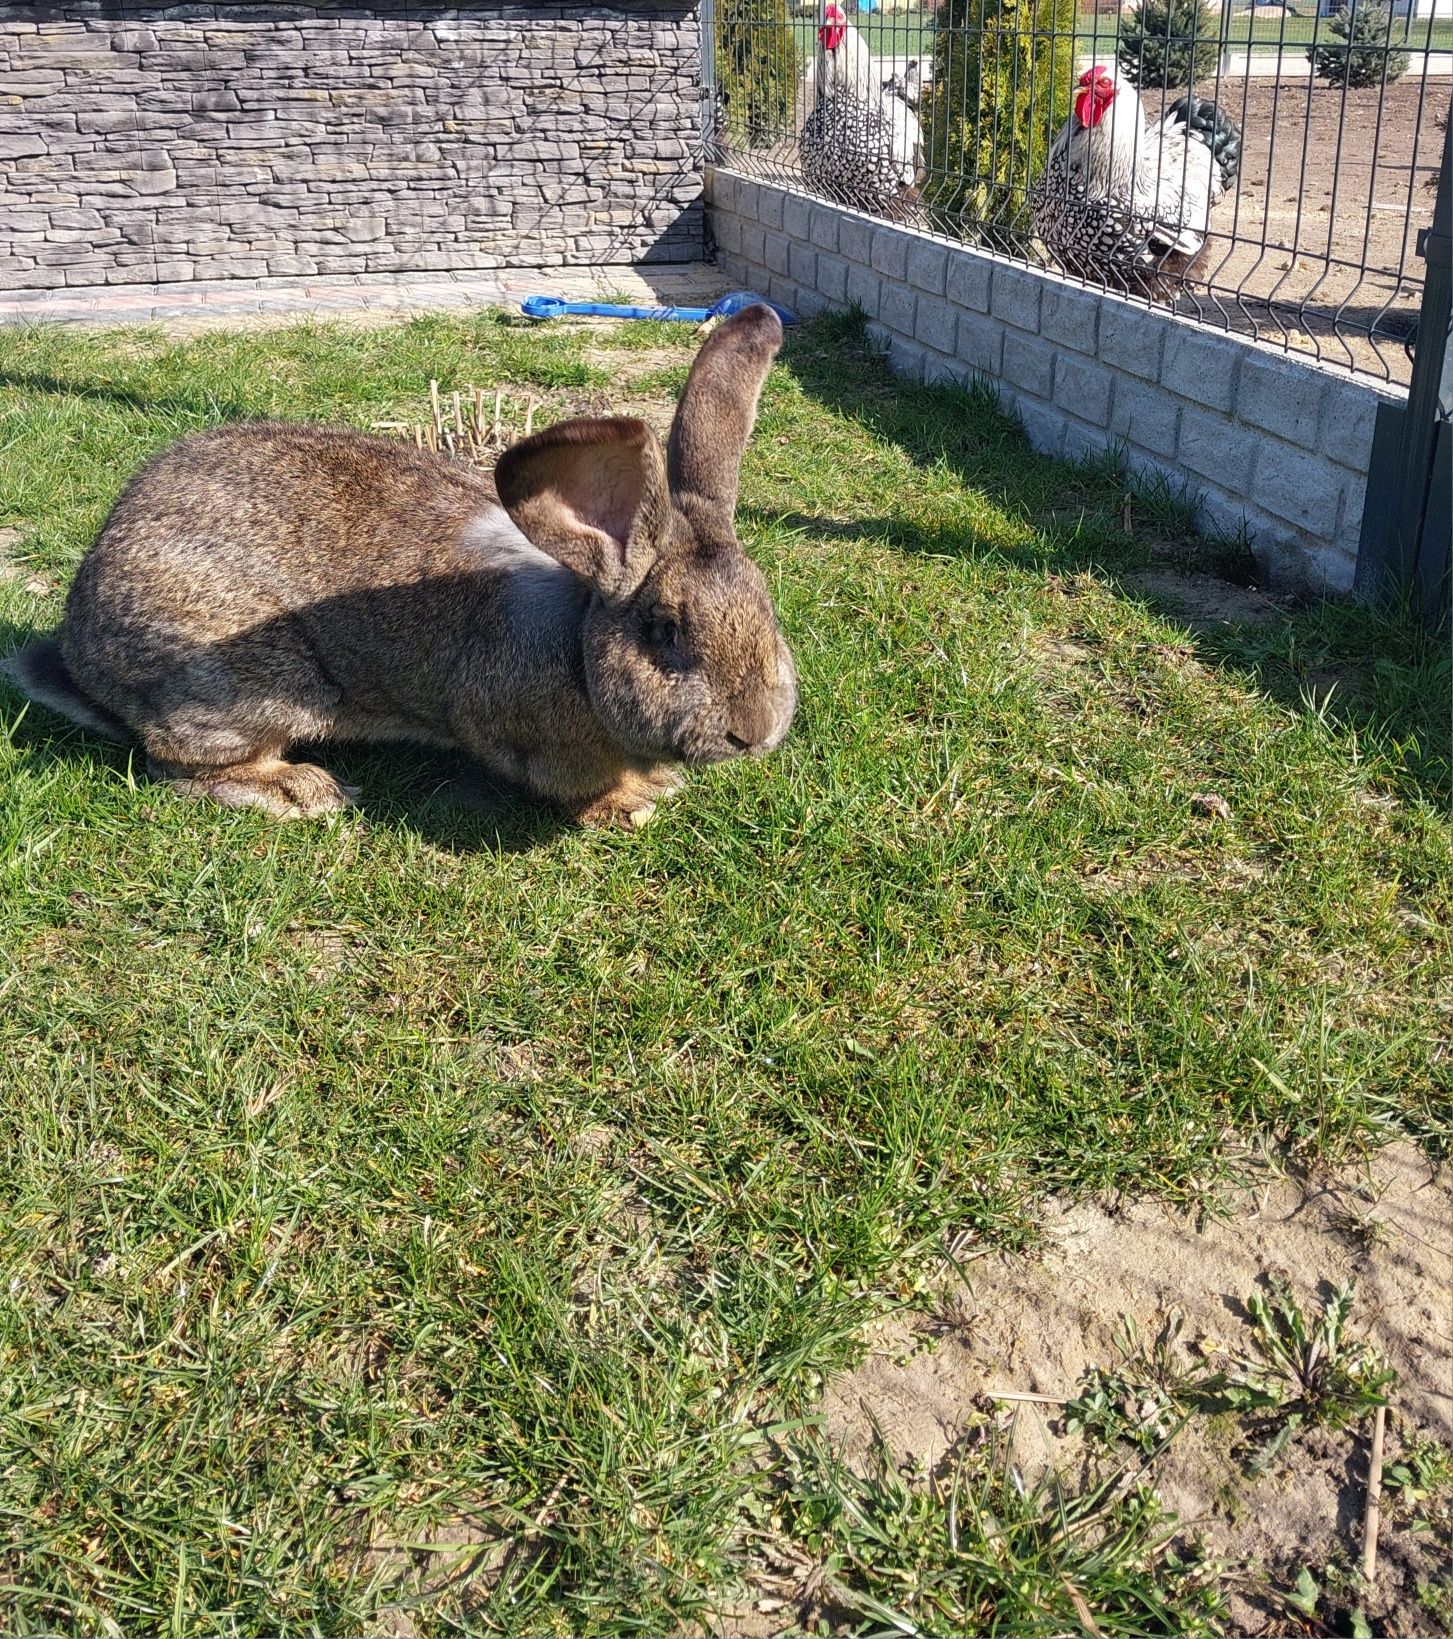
xmin=373 ymin=382 xmax=540 ymax=466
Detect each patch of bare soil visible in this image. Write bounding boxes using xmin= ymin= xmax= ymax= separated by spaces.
xmin=1030 ymin=632 xmax=1102 ymax=666
xmin=816 ymin=1142 xmax=1451 ymax=1634
xmin=579 ymin=343 xmax=694 ymax=380
xmin=608 ymin=397 xmax=679 ymax=440
xmin=289 ymin=925 xmax=358 ymax=984
xmin=580 ymin=340 xmax=698 ymax=438
xmin=359 ymin=1513 xmax=514 ymax=1639
xmin=0 ymin=525 xmax=56 ymax=598
xmin=1121 ymin=568 xmax=1290 ymax=628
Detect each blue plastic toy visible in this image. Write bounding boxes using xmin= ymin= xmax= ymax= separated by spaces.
xmin=520 ymin=289 xmax=796 ymax=325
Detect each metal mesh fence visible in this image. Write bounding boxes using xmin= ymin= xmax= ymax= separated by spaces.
xmin=704 ymin=0 xmax=1451 ymax=385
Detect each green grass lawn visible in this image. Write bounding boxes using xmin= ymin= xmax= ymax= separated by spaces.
xmin=1231 ymin=13 xmax=1453 ymax=48
xmin=0 ymin=311 xmax=1449 ymax=1635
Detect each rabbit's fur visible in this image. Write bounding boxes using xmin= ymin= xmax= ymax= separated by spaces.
xmin=4 ymin=304 xmax=797 ymax=827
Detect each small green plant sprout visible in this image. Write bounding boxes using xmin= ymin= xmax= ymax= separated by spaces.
xmin=1285 ymin=1564 xmax=1321 ymax=1619
xmin=780 ymin=1416 xmax=1228 ymax=1638
xmin=1064 ymin=1314 xmax=1189 ymax=1454
xmin=1418 ymin=1575 xmax=1453 ymax=1630
xmin=1281 ymin=1561 xmax=1375 ymax=1637
xmin=1065 ymin=1365 xmax=1179 ymax=1454
xmin=1064 ymin=1309 xmax=1281 ymax=1451
xmin=1383 ymin=1434 xmax=1453 ymax=1532
xmin=1329 ymin=1199 xmax=1390 ymax=1251
xmin=1384 ymin=1434 xmax=1453 ymax=1500
xmin=1242 ymin=1279 xmax=1396 ymax=1429
xmin=1182 ymin=1279 xmax=1395 ymax=1479
xmin=1192 ymin=1278 xmax=1396 ymax=1477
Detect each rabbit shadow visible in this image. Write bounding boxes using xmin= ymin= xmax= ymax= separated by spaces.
xmin=0 ymin=611 xmax=574 ymax=857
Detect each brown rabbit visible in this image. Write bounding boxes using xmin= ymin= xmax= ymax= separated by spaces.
xmin=3 ymin=304 xmax=797 ymax=828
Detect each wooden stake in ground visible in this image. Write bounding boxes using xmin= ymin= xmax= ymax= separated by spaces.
xmin=1362 ymin=1402 xmax=1387 ymax=1585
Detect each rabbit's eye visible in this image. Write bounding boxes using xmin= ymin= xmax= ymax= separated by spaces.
xmin=648 ymin=618 xmax=680 ymax=652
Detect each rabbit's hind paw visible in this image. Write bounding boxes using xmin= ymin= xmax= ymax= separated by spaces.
xmin=149 ymin=755 xmax=359 ymax=819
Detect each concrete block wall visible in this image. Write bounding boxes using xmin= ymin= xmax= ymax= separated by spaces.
xmin=709 ymin=168 xmax=1405 ymax=594
xmin=0 ymin=1 xmax=703 ymax=290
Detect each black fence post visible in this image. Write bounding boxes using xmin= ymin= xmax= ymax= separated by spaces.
xmin=1356 ymin=98 xmax=1452 ymax=622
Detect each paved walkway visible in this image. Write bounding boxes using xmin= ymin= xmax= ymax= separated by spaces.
xmin=0 ymin=263 xmax=730 ymax=334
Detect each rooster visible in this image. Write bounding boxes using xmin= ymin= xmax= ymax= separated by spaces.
xmin=1030 ymin=63 xmax=1242 ymax=299
xmin=798 ymin=2 xmax=924 ymax=219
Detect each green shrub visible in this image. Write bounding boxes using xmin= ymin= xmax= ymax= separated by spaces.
xmin=1310 ymin=0 xmax=1410 ymax=88
xmin=924 ymin=0 xmax=1078 ymax=251
xmin=713 ymin=0 xmax=801 ymax=152
xmin=1118 ymin=0 xmax=1223 ymax=88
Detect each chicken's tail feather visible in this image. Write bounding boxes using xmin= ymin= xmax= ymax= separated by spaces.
xmin=1165 ymin=95 xmax=1242 ymax=191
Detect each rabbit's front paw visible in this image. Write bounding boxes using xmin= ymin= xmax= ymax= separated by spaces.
xmin=573 ymin=768 xmax=676 ymax=830
xmin=150 ymin=755 xmax=359 ymax=819
xmin=574 ymin=792 xmax=658 ymax=830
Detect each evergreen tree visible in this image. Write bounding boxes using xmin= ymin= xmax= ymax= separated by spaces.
xmin=924 ymin=0 xmax=1078 ymax=250
xmin=714 ymin=0 xmax=801 ymax=153
xmin=1310 ymin=0 xmax=1409 ymax=88
xmin=1118 ymin=0 xmax=1223 ymax=89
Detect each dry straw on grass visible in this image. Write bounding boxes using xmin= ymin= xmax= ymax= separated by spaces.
xmin=372 ymin=381 xmax=540 ymax=466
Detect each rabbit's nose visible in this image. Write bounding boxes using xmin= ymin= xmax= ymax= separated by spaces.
xmin=726 ymin=641 xmax=796 ymax=754
xmin=726 ymin=698 xmax=778 ymax=752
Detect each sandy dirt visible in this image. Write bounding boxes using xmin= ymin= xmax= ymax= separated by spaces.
xmin=814 ymin=1141 xmax=1451 ymax=1634
xmin=0 ymin=523 xmax=55 ymax=598
xmin=1181 ymin=76 xmax=1444 ymax=385
xmin=1120 ymin=565 xmax=1293 ymax=626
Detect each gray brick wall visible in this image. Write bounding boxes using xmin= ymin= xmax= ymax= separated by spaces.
xmin=709 ymin=168 xmax=1403 ymax=595
xmin=1 ymin=2 xmax=703 ymax=290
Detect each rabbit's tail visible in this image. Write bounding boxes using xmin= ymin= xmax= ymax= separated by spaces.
xmin=1 ymin=636 xmax=127 ymax=740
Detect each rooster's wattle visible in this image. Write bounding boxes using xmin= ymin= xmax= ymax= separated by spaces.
xmin=798 ymin=4 xmax=924 ymax=218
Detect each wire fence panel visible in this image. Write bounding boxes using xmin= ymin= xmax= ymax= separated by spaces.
xmin=706 ymin=0 xmax=1451 ymax=384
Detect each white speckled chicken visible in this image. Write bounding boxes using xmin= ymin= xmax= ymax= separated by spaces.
xmin=1030 ymin=63 xmax=1242 ymax=297
xmin=798 ymin=3 xmax=924 ymax=218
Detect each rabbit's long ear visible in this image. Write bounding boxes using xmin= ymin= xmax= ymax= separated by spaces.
xmin=667 ymin=304 xmax=783 ymax=533
xmin=495 ymin=417 xmax=671 ymax=597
